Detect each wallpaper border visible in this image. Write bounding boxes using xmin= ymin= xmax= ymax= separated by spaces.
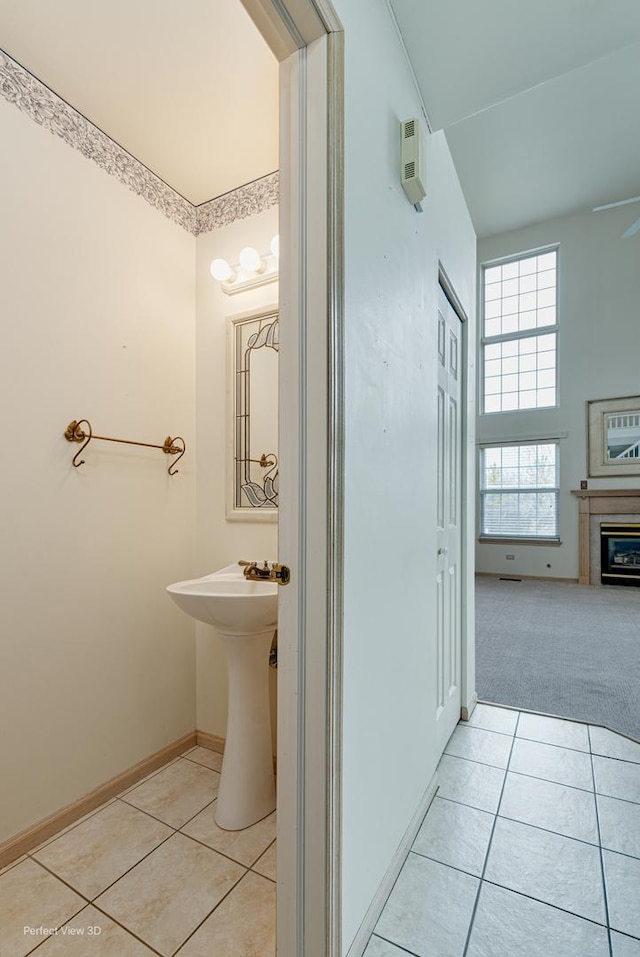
xmin=0 ymin=48 xmax=278 ymax=235
xmin=195 ymin=173 xmax=279 ymax=235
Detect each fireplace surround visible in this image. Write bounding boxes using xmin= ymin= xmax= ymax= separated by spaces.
xmin=571 ymin=489 xmax=640 ymax=584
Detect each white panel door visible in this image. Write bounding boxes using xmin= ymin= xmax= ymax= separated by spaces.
xmin=435 ymin=285 xmax=463 ymax=751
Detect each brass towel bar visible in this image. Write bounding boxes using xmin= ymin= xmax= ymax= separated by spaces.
xmin=64 ymin=419 xmax=186 ymax=475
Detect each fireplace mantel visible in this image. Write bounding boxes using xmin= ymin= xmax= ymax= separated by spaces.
xmin=571 ymin=489 xmax=640 ymax=584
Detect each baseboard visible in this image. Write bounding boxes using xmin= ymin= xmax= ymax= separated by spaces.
xmin=196 ymin=730 xmax=225 ymax=753
xmin=197 ymin=730 xmax=277 ymax=773
xmin=0 ymin=731 xmax=196 ymax=870
xmin=345 ymin=772 xmax=439 ymax=957
xmin=476 ymin=572 xmax=579 ymax=584
xmin=460 ymin=693 xmax=478 ymax=722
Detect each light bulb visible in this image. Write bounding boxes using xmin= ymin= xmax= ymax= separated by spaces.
xmin=270 ymin=234 xmax=280 ymax=259
xmin=210 ymin=258 xmax=234 ymax=282
xmin=239 ymin=246 xmax=264 ymax=273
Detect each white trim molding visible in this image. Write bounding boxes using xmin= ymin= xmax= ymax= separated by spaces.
xmin=0 ymin=47 xmax=279 ymax=235
xmin=275 ymin=14 xmax=343 ymax=957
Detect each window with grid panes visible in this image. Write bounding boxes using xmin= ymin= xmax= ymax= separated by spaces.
xmin=481 ymin=249 xmax=557 ymax=413
xmin=479 ymin=442 xmax=559 ymax=541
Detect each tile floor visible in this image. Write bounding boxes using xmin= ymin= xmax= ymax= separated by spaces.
xmin=366 ymin=703 xmax=640 ymax=957
xmin=4 ymin=708 xmax=640 ymax=957
xmin=1 ymin=746 xmax=276 ymax=956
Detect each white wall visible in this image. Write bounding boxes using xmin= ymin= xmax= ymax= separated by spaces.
xmin=195 ymin=207 xmax=279 ymax=745
xmin=335 ymin=0 xmax=477 ymax=950
xmin=0 ymin=97 xmax=197 ymax=842
xmin=477 ymin=204 xmax=640 ymax=580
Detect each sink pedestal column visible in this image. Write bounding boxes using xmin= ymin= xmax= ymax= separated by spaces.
xmin=215 ymin=629 xmax=276 ymax=830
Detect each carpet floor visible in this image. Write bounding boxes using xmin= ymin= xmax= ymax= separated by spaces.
xmin=475 ymin=575 xmax=640 ymax=742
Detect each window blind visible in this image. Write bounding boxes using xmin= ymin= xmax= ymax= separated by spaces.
xmin=479 ymin=442 xmax=559 ymax=540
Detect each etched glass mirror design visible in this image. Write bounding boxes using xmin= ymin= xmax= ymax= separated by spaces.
xmin=228 ymin=310 xmax=278 ymax=520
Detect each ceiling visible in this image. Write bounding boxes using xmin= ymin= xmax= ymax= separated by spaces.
xmin=389 ymin=0 xmax=640 ymax=237
xmin=2 ymin=1 xmax=639 ymax=237
xmin=0 ymin=0 xmax=279 ymax=205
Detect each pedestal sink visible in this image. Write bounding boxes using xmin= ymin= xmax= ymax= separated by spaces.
xmin=167 ymin=563 xmax=277 ymax=830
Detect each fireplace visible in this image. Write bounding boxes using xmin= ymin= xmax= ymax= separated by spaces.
xmin=600 ymin=523 xmax=640 ymax=586
xmin=572 ymin=490 xmax=640 ymax=584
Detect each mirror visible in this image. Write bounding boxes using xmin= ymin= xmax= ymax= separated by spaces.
xmin=587 ymin=395 xmax=640 ymax=477
xmin=227 ymin=308 xmax=279 ymax=520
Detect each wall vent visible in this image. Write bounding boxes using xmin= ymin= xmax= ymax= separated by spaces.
xmin=401 ymin=117 xmax=426 ymax=208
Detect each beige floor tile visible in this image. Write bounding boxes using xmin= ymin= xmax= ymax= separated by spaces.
xmin=184 ymin=746 xmax=224 ymax=772
xmin=37 ymin=905 xmax=155 ymax=955
xmin=178 ymin=871 xmax=275 ymax=957
xmin=118 ymin=758 xmax=181 ymax=798
xmin=33 ymin=800 xmax=173 ymax=899
xmin=253 ymin=842 xmax=276 ymax=882
xmin=182 ymin=807 xmax=276 ymax=866
xmin=29 ymin=800 xmax=117 ymax=855
xmin=94 ymin=833 xmax=245 ymax=956
xmin=0 ymin=858 xmax=85 ymax=957
xmin=0 ymin=855 xmax=27 ymax=877
xmin=121 ymin=758 xmax=219 ymax=828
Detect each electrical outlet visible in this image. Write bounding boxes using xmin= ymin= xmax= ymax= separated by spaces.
xmin=506 ymin=554 xmax=515 ymax=560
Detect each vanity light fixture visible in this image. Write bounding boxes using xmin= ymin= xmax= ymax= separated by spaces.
xmin=238 ymin=246 xmax=265 ymax=273
xmin=210 ymin=236 xmax=279 ymax=296
xmin=210 ymin=258 xmax=236 ymax=282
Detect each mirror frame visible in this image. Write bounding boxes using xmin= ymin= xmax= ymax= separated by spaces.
xmin=226 ymin=305 xmax=279 ymax=522
xmin=587 ymin=394 xmax=640 ymax=477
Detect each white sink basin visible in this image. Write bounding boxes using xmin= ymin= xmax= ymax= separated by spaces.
xmin=166 ymin=562 xmax=278 ymax=830
xmin=166 ymin=564 xmax=277 ymax=635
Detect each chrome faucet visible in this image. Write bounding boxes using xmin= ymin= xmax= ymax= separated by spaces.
xmin=239 ymin=560 xmax=290 ymax=585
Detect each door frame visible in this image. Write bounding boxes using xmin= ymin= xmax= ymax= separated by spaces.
xmin=239 ymin=3 xmax=344 ymax=955
xmin=438 ymin=264 xmax=476 ymax=723
xmin=435 ymin=283 xmax=464 ymax=752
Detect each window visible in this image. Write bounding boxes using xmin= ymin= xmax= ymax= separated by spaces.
xmin=479 ymin=442 xmax=559 ymax=541
xmin=482 ymin=248 xmax=558 ymax=413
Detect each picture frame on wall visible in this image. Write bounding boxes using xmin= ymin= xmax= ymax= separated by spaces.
xmin=587 ymin=395 xmax=640 ymax=477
